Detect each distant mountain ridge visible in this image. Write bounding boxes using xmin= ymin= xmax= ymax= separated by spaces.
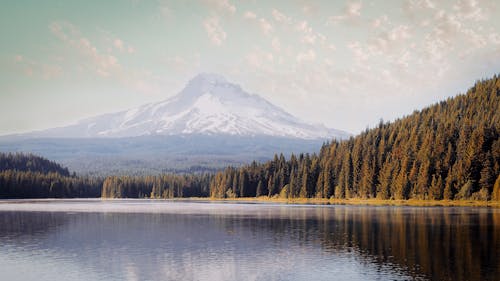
xmin=21 ymin=73 xmax=349 ymax=140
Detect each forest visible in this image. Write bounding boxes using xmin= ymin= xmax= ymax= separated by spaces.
xmin=0 ymin=153 xmax=101 ymax=198
xmin=208 ymin=75 xmax=500 ymax=201
xmin=1 ymin=76 xmax=499 ymax=201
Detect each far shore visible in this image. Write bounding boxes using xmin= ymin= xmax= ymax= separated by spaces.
xmin=1 ymin=197 xmax=499 ymax=208
xmin=98 ymin=196 xmax=500 ymax=207
xmin=175 ymin=196 xmax=500 ymax=207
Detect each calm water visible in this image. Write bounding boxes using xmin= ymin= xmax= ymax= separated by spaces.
xmin=0 ymin=200 xmax=499 ymax=281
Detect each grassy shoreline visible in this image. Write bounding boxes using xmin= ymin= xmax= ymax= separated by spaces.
xmin=181 ymin=196 xmax=500 ymax=207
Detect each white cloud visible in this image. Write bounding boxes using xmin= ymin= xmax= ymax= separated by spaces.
xmin=49 ymin=21 xmax=159 ymax=94
xmin=295 ymin=21 xmax=330 ymax=48
xmin=387 ymin=25 xmax=411 ymax=41
xmin=243 ymin=11 xmax=257 ymax=20
xmin=114 ymin=39 xmax=124 ymax=50
xmin=348 ymin=41 xmax=370 ymax=62
xmin=453 ymin=0 xmax=485 ymax=21
xmin=203 ymin=17 xmax=227 ymax=46
xmin=12 ymin=54 xmax=62 ymax=79
xmin=372 ymin=15 xmax=389 ymax=29
xmin=296 ymin=49 xmax=316 ymax=63
xmin=346 ymin=2 xmax=362 ymax=16
xmin=328 ymin=1 xmax=362 ymax=24
xmin=296 ymin=21 xmax=316 ymax=44
xmin=271 ymin=38 xmax=281 ymax=52
xmin=259 ymin=18 xmax=273 ymax=36
xmin=296 ymin=21 xmax=312 ymax=33
xmin=272 ymin=9 xmax=291 ymax=24
xmin=50 ymin=22 xmax=120 ymax=77
xmin=245 ymin=49 xmax=274 ymax=69
xmin=405 ymin=0 xmax=436 ymax=11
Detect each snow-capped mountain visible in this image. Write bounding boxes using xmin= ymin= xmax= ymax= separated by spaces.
xmin=24 ymin=73 xmax=349 ymax=140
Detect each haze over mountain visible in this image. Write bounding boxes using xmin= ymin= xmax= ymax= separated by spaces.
xmin=21 ymin=73 xmax=348 ymax=140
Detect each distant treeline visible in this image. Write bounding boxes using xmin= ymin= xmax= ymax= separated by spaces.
xmin=101 ymin=174 xmax=211 ymax=198
xmin=1 ymin=76 xmax=499 ymax=201
xmin=0 ymin=152 xmax=70 ymax=176
xmin=0 ymin=153 xmax=101 ymax=198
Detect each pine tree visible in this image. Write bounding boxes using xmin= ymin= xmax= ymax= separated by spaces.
xmin=492 ymin=175 xmax=500 ymax=201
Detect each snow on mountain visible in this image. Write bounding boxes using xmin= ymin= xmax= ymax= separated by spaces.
xmin=26 ymin=73 xmax=350 ymax=140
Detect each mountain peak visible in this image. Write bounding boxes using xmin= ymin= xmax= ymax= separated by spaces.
xmin=19 ymin=73 xmax=350 ymax=140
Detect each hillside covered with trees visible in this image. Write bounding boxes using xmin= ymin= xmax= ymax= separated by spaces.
xmin=0 ymin=153 xmax=101 ymax=198
xmin=0 ymin=152 xmax=70 ymax=176
xmin=209 ymin=76 xmax=500 ymax=201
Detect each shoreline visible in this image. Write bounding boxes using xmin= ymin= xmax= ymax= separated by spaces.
xmin=1 ymin=197 xmax=499 ymax=208
xmin=185 ymin=197 xmax=500 ymax=207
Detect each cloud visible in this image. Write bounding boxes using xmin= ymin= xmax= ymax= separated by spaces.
xmin=405 ymin=0 xmax=436 ymax=11
xmin=348 ymin=41 xmax=370 ymax=63
xmin=328 ymin=1 xmax=362 ymax=24
xmin=271 ymin=38 xmax=281 ymax=51
xmin=344 ymin=24 xmax=413 ymax=69
xmin=296 ymin=20 xmax=312 ymax=34
xmin=296 ymin=21 xmax=316 ymax=45
xmin=372 ymin=15 xmax=389 ymax=29
xmin=296 ymin=49 xmax=316 ymax=63
xmin=387 ymin=25 xmax=411 ymax=41
xmin=50 ymin=22 xmax=120 ymax=77
xmin=453 ymin=0 xmax=485 ymax=21
xmin=111 ymin=37 xmax=135 ymax=54
xmin=346 ymin=2 xmax=362 ymax=16
xmin=272 ymin=9 xmax=291 ymax=24
xmin=114 ymin=39 xmax=124 ymax=50
xmin=203 ymin=17 xmax=227 ymax=45
xmin=12 ymin=54 xmax=62 ymax=79
xmin=259 ymin=18 xmax=273 ymax=36
xmin=243 ymin=11 xmax=257 ymax=20
xmin=96 ymin=28 xmax=136 ymax=55
xmin=295 ymin=21 xmax=330 ymax=48
xmin=245 ymin=49 xmax=274 ymax=69
xmin=49 ymin=21 xmax=158 ymax=94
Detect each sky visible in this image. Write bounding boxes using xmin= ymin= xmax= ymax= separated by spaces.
xmin=1 ymin=0 xmax=499 ymax=135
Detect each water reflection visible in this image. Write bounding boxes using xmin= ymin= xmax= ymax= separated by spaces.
xmin=0 ymin=201 xmax=498 ymax=281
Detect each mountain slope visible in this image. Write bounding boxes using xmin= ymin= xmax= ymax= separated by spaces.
xmin=26 ymin=73 xmax=348 ymax=140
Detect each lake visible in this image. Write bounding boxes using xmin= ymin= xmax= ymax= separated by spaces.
xmin=0 ymin=199 xmax=498 ymax=281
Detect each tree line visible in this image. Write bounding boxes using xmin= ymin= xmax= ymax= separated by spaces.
xmin=101 ymin=174 xmax=212 ymax=198
xmin=0 ymin=153 xmax=101 ymax=198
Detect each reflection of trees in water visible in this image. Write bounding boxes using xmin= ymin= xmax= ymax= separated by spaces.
xmin=0 ymin=206 xmax=499 ymax=281
xmin=0 ymin=211 xmax=70 ymax=239
xmin=220 ymin=206 xmax=500 ymax=281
